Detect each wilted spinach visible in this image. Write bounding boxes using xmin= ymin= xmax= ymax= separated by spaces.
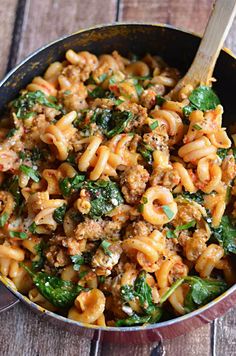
xmin=212 ymin=215 xmax=236 ymax=254
xmin=183 ymin=86 xmax=220 ymax=117
xmin=91 ymin=109 xmax=133 ymax=138
xmin=59 ymin=174 xmax=85 ymax=196
xmin=22 ymin=264 xmax=84 ymax=308
xmin=12 ymin=90 xmax=62 ymax=119
xmin=86 ymin=180 xmax=123 ymax=218
xmin=118 ymin=271 xmax=163 ymax=326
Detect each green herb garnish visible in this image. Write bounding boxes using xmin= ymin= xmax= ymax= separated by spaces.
xmin=100 ymin=240 xmax=112 ymax=256
xmin=71 ymin=254 xmax=85 ymax=271
xmin=6 ymin=128 xmax=18 ymax=138
xmin=137 ymin=143 xmax=154 ymax=165
xmin=59 ymin=174 xmax=85 ymax=196
xmin=19 ymin=164 xmax=40 ymax=183
xmin=9 ymin=231 xmax=27 ymax=239
xmin=156 ymin=95 xmax=166 ymax=106
xmin=0 ymin=212 xmax=9 ymax=227
xmin=149 ymin=120 xmax=159 ymax=131
xmin=193 ymin=124 xmax=202 ymax=131
xmin=12 ymin=90 xmax=62 ymax=119
xmin=29 ymin=222 xmax=37 ymax=234
xmin=162 ymin=205 xmax=175 ymax=220
xmin=53 ymin=204 xmax=67 ymax=224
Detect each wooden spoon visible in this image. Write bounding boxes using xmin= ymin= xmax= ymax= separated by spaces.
xmin=169 ymin=0 xmax=236 ymax=99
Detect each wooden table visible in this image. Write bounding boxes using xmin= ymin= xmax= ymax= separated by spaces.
xmin=0 ymin=1 xmax=236 ymax=355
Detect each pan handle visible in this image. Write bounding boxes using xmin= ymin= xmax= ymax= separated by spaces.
xmin=0 ymin=281 xmax=19 ymax=312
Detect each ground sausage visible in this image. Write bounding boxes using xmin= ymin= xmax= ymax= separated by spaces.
xmin=120 ymin=164 xmax=149 ymax=204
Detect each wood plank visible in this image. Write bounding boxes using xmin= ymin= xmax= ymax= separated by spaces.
xmin=99 ymin=341 xmax=160 ymax=356
xmin=0 ymin=303 xmax=91 ymax=356
xmin=16 ymin=0 xmax=117 ymax=64
xmin=0 ymin=0 xmax=18 ymax=78
xmin=213 ymin=308 xmax=236 ymax=356
xmin=164 ymin=325 xmax=211 ymax=356
xmin=119 ymin=0 xmax=213 ymax=34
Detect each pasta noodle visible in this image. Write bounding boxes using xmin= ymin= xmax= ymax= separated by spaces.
xmin=0 ymin=49 xmax=235 ymax=328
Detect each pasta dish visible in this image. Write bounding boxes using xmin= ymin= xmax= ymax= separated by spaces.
xmin=0 ymin=49 xmax=235 ymax=327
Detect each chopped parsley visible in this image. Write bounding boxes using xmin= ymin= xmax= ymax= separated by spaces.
xmin=162 ymin=205 xmax=175 ymax=220
xmin=19 ymin=164 xmax=40 ymax=183
xmin=149 ymin=120 xmax=159 ymax=131
xmin=100 ymin=240 xmax=112 ymax=256
xmin=71 ymin=254 xmax=85 ymax=271
xmin=9 ymin=231 xmax=28 ymax=239
xmin=59 ymin=174 xmax=85 ymax=196
xmin=12 ymin=90 xmax=62 ymax=119
xmin=0 ymin=212 xmax=9 ymax=227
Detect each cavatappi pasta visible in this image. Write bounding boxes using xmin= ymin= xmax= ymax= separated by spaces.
xmin=0 ymin=49 xmax=235 ymax=327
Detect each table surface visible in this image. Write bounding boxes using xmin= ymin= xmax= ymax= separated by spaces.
xmin=0 ymin=1 xmax=236 ymax=355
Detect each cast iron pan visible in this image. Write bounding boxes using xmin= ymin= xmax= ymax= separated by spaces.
xmin=0 ymin=24 xmax=236 ymax=344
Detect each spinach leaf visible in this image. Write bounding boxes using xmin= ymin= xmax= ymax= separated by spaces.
xmin=12 ymin=90 xmax=62 ymax=119
xmin=184 ymin=276 xmax=227 ymax=313
xmin=156 ymin=95 xmax=166 ymax=106
xmin=121 ymin=271 xmax=163 ymax=322
xmin=86 ymin=180 xmax=123 ymax=218
xmin=134 ymin=83 xmax=143 ymax=96
xmin=212 ymin=215 xmax=236 ymax=254
xmin=183 ymin=86 xmax=220 ymax=117
xmin=137 ymin=142 xmax=154 ymax=165
xmin=31 ymin=147 xmax=48 ymax=162
xmin=159 ymin=276 xmax=227 ymax=313
xmin=88 ymin=87 xmax=115 ymax=99
xmin=22 ymin=264 xmax=84 ymax=308
xmin=120 ymin=285 xmax=136 ymax=302
xmin=91 ymin=109 xmax=133 ymax=138
xmin=5 ymin=176 xmax=23 ymax=209
xmin=115 ymin=314 xmax=151 ymax=327
xmin=6 ymin=128 xmax=18 ymax=138
xmin=32 ymin=241 xmax=46 ymax=271
xmin=59 ymin=174 xmax=85 ymax=196
xmin=180 ymin=190 xmax=205 ymax=204
xmin=88 ymin=86 xmax=106 ymax=98
xmin=71 ymin=254 xmax=84 ymax=271
xmin=134 ymin=271 xmax=159 ymax=314
xmin=53 ymin=204 xmax=67 ymax=224
xmin=0 ymin=212 xmax=9 ymax=227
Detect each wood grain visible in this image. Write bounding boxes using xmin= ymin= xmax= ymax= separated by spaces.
xmin=0 ymin=0 xmax=18 ymax=78
xmin=119 ymin=0 xmax=213 ymax=34
xmin=1 ymin=1 xmax=236 ymax=356
xmin=213 ymin=308 xmax=236 ymax=356
xmin=16 ymin=0 xmax=117 ymax=64
xmin=0 ymin=304 xmax=91 ymax=356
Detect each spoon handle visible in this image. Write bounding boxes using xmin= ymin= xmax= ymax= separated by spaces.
xmin=171 ymin=0 xmax=236 ymax=97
